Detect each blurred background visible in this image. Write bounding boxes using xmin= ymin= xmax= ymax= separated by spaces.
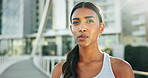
xmin=0 ymin=0 xmax=148 ymax=78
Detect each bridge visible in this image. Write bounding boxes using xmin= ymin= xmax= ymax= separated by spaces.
xmin=0 ymin=0 xmax=148 ymax=78
xmin=0 ymin=55 xmax=148 ymax=78
xmin=0 ymin=58 xmax=48 ymax=78
xmin=0 ymin=0 xmax=64 ymax=77
xmin=0 ymin=55 xmax=65 ymax=78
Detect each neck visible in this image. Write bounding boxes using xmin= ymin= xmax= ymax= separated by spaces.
xmin=78 ymin=42 xmax=103 ymax=63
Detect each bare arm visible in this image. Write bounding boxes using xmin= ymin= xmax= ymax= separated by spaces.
xmin=111 ymin=58 xmax=135 ymax=78
xmin=51 ymin=62 xmax=65 ymax=78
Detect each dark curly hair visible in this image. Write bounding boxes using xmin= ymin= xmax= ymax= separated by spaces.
xmin=62 ymin=2 xmax=104 ymax=78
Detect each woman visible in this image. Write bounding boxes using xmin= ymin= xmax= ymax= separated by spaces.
xmin=52 ymin=2 xmax=134 ymax=78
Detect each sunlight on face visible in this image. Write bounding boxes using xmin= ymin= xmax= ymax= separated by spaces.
xmin=70 ymin=8 xmax=103 ymax=47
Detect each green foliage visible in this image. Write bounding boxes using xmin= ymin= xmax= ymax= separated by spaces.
xmin=103 ymin=48 xmax=113 ymax=56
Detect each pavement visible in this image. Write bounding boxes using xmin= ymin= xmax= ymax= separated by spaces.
xmin=0 ymin=59 xmax=49 ymax=78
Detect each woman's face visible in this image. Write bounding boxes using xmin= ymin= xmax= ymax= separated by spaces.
xmin=70 ymin=7 xmax=104 ymax=47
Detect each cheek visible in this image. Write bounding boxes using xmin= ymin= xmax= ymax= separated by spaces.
xmin=91 ymin=31 xmax=98 ymax=38
xmin=90 ymin=27 xmax=99 ymax=38
xmin=72 ymin=26 xmax=78 ymax=33
xmin=71 ymin=27 xmax=78 ymax=37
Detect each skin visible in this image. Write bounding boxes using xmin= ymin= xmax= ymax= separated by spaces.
xmin=52 ymin=8 xmax=135 ymax=78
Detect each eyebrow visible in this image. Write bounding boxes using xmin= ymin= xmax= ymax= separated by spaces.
xmin=72 ymin=16 xmax=95 ymax=21
xmin=84 ymin=16 xmax=95 ymax=19
xmin=72 ymin=18 xmax=79 ymax=20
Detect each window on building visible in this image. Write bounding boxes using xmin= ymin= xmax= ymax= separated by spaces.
xmin=62 ymin=36 xmax=72 ymax=56
xmin=42 ymin=37 xmax=57 ymax=56
xmin=45 ymin=0 xmax=53 ymax=30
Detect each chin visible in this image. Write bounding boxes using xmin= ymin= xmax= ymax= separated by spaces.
xmin=78 ymin=42 xmax=90 ymax=48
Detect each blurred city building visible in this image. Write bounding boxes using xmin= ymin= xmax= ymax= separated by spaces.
xmin=37 ymin=0 xmax=123 ymax=56
xmin=0 ymin=0 xmax=72 ymax=56
xmin=0 ymin=0 xmax=124 ymax=56
xmin=0 ymin=0 xmax=147 ymax=57
xmin=0 ymin=0 xmax=2 ymax=35
xmin=121 ymin=0 xmax=148 ymax=45
xmin=0 ymin=0 xmax=36 ymax=55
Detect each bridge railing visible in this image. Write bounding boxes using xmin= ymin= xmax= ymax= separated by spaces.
xmin=0 ymin=56 xmax=9 ymax=66
xmin=33 ymin=56 xmax=148 ymax=78
xmin=33 ymin=55 xmax=66 ymax=77
xmin=134 ymin=70 xmax=148 ymax=77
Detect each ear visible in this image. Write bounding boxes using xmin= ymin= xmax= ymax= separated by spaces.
xmin=70 ymin=25 xmax=73 ymax=34
xmin=99 ymin=23 xmax=105 ymax=34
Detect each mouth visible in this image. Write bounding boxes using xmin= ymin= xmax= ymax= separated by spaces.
xmin=77 ymin=35 xmax=88 ymax=41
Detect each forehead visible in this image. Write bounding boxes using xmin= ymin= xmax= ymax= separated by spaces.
xmin=72 ymin=8 xmax=98 ymax=19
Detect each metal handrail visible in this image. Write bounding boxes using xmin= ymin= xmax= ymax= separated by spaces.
xmin=33 ymin=55 xmax=148 ymax=77
xmin=134 ymin=70 xmax=148 ymax=76
xmin=33 ymin=55 xmax=66 ymax=77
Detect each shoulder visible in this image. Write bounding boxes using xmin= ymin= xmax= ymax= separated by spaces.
xmin=51 ymin=62 xmax=65 ymax=78
xmin=110 ymin=57 xmax=134 ymax=78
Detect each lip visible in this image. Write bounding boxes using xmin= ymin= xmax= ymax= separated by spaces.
xmin=78 ymin=35 xmax=88 ymax=41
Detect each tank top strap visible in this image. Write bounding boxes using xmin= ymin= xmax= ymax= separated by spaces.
xmin=94 ymin=52 xmax=115 ymax=78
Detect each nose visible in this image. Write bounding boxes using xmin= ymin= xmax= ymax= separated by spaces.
xmin=78 ymin=24 xmax=87 ymax=32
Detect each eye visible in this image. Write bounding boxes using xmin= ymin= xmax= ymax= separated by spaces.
xmin=72 ymin=21 xmax=80 ymax=26
xmin=86 ymin=20 xmax=94 ymax=23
